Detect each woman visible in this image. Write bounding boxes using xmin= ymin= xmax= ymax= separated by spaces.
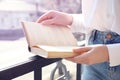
xmin=37 ymin=0 xmax=120 ymax=80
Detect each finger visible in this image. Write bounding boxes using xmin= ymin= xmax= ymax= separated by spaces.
xmin=73 ymin=55 xmax=85 ymax=63
xmin=66 ymin=51 xmax=90 ymax=64
xmin=36 ymin=15 xmax=49 ymax=23
xmin=41 ymin=19 xmax=54 ymax=25
xmin=36 ymin=12 xmax=53 ymax=23
xmin=73 ymin=47 xmax=91 ymax=54
xmin=65 ymin=57 xmax=76 ymax=62
xmin=66 ymin=56 xmax=85 ymax=64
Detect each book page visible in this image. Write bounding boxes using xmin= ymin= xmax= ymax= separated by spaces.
xmin=22 ymin=21 xmax=77 ymax=47
xmin=33 ymin=45 xmax=79 ymax=52
xmin=31 ymin=45 xmax=79 ymax=58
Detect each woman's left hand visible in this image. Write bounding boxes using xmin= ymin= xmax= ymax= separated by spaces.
xmin=66 ymin=45 xmax=109 ymax=65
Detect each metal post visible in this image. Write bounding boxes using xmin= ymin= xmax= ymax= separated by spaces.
xmin=34 ymin=68 xmax=42 ymax=80
xmin=76 ymin=64 xmax=81 ymax=80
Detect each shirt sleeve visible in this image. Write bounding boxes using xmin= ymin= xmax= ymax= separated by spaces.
xmin=70 ymin=14 xmax=86 ymax=33
xmin=107 ymin=43 xmax=120 ymax=66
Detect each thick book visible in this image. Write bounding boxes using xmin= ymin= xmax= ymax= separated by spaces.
xmin=22 ymin=21 xmax=78 ymax=58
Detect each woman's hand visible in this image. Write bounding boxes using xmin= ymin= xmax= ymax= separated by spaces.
xmin=66 ymin=45 xmax=109 ymax=65
xmin=37 ymin=10 xmax=73 ymax=26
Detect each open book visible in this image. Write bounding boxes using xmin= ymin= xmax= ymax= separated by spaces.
xmin=22 ymin=21 xmax=79 ymax=58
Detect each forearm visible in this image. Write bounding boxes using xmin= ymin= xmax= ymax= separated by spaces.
xmin=70 ymin=14 xmax=86 ymax=33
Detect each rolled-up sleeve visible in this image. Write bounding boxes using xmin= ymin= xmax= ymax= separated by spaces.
xmin=70 ymin=14 xmax=86 ymax=33
xmin=107 ymin=43 xmax=120 ymax=66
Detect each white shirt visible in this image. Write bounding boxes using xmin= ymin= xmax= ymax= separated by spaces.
xmin=71 ymin=0 xmax=120 ymax=66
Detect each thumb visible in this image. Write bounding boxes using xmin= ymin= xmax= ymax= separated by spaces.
xmin=73 ymin=47 xmax=91 ymax=54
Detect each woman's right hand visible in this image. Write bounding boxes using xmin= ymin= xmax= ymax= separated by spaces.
xmin=37 ymin=10 xmax=73 ymax=26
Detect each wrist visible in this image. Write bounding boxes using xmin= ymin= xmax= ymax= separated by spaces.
xmin=99 ymin=45 xmax=109 ymax=62
xmin=68 ymin=14 xmax=73 ymax=25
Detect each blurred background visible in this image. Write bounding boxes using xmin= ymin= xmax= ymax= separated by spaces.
xmin=0 ymin=0 xmax=84 ymax=41
xmin=0 ymin=0 xmax=83 ymax=80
